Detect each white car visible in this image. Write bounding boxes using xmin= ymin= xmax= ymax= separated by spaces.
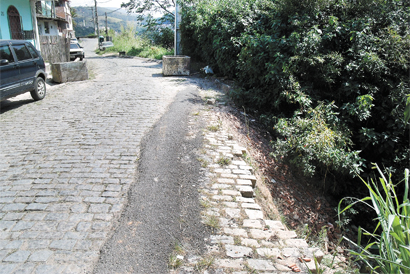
xmin=70 ymin=43 xmax=84 ymax=61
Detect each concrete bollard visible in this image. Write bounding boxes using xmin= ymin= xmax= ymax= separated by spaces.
xmin=51 ymin=61 xmax=89 ymax=83
xmin=162 ymin=55 xmax=190 ymax=76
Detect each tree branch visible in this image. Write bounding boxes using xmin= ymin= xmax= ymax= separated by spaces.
xmin=153 ymin=0 xmax=175 ymax=17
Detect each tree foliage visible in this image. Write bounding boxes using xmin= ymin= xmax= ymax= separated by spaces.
xmin=121 ymin=0 xmax=175 ymax=17
xmin=181 ymin=0 xmax=410 ymax=192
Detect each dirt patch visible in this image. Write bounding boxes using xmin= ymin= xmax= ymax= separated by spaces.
xmin=193 ymin=75 xmax=355 ymax=254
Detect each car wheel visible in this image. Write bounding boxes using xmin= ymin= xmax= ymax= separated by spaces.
xmin=30 ymin=77 xmax=46 ymax=101
xmin=80 ymin=56 xmax=83 ymax=61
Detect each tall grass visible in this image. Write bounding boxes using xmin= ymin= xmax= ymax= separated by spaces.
xmin=101 ymin=24 xmax=173 ymax=60
xmin=338 ymin=164 xmax=410 ymax=273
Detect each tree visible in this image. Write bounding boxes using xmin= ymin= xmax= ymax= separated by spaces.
xmin=121 ymin=0 xmax=175 ymax=18
xmin=70 ymin=7 xmax=78 ymax=27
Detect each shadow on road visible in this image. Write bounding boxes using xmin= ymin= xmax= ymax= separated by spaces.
xmin=0 ymin=99 xmax=35 ymax=114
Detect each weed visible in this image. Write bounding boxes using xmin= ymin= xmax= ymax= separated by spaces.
xmin=168 ymin=242 xmax=185 ymax=269
xmin=168 ymin=254 xmax=183 ymax=269
xmin=217 ymin=156 xmax=232 ymax=166
xmin=234 ymin=236 xmax=241 ymax=245
xmin=194 ymin=256 xmax=214 ymax=271
xmin=173 ymin=242 xmax=185 ymax=256
xmin=204 ymin=214 xmax=220 ymax=230
xmin=207 ymin=125 xmax=220 ymax=132
xmin=200 ymin=199 xmax=212 ymax=209
xmin=197 ymin=157 xmax=209 ymax=168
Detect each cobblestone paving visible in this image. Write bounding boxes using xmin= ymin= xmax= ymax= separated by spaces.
xmin=174 ymin=90 xmax=325 ymax=273
xmin=0 ymin=57 xmax=179 ymax=274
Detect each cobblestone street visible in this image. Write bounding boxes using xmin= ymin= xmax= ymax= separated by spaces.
xmin=0 ymin=49 xmax=180 ymax=273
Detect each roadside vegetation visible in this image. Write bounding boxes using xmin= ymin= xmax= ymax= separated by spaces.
xmin=180 ymin=0 xmax=409 ymax=272
xmin=181 ymin=0 xmax=409 ymax=191
xmin=98 ymin=23 xmax=173 ymax=60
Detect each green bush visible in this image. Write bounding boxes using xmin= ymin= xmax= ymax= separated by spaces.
xmin=339 ymin=165 xmax=410 ymax=273
xmin=181 ymin=0 xmax=410 ymax=190
xmin=102 ymin=24 xmax=173 ymax=60
xmin=271 ymin=102 xmax=363 ymax=178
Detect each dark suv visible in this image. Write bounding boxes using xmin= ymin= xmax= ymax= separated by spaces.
xmin=0 ymin=40 xmax=47 ymax=102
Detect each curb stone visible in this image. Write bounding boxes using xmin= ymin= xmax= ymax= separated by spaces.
xmin=172 ymin=96 xmax=324 ymax=273
xmin=171 ymin=108 xmax=323 ymax=274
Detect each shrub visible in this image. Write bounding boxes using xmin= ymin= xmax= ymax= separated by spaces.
xmin=271 ymin=102 xmax=364 ymax=178
xmin=181 ymin=0 xmax=410 ymax=190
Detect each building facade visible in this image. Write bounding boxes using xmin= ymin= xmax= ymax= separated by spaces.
xmin=0 ymin=0 xmax=39 ymax=48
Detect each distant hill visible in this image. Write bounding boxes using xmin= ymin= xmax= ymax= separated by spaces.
xmin=72 ymin=6 xmax=143 ymax=36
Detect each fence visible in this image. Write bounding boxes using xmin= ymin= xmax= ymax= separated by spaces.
xmin=39 ymin=35 xmax=70 ymax=63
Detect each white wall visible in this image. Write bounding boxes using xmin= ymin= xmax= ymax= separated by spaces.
xmin=37 ymin=20 xmax=59 ymax=36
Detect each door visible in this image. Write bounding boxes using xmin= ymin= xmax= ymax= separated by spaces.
xmin=7 ymin=6 xmax=23 ymax=40
xmin=0 ymin=43 xmax=20 ymax=101
xmin=11 ymin=43 xmax=36 ymax=92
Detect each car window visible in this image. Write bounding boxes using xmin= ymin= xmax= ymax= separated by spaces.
xmin=27 ymin=44 xmax=39 ymax=59
xmin=0 ymin=45 xmax=15 ymax=63
xmin=70 ymin=43 xmax=80 ymax=49
xmin=12 ymin=44 xmax=32 ymax=61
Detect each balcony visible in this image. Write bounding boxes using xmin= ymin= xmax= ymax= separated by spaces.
xmin=36 ymin=1 xmax=55 ymax=18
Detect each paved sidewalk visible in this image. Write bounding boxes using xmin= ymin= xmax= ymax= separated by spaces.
xmin=174 ymin=88 xmax=325 ymax=273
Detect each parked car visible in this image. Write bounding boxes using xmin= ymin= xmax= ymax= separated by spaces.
xmin=70 ymin=37 xmax=78 ymax=44
xmin=0 ymin=40 xmax=47 ymax=102
xmin=70 ymin=43 xmax=84 ymax=61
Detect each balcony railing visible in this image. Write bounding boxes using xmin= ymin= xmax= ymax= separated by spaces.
xmin=36 ymin=1 xmax=56 ymax=18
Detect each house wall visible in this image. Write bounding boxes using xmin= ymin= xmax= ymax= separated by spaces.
xmin=0 ymin=0 xmax=35 ymax=45
xmin=37 ymin=20 xmax=59 ymax=36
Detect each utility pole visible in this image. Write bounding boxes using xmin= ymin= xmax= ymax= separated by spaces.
xmin=174 ymin=1 xmax=181 ymax=55
xmin=89 ymin=7 xmax=95 ymax=34
xmin=105 ymin=12 xmax=108 ymax=36
xmin=94 ymin=0 xmax=100 ymax=42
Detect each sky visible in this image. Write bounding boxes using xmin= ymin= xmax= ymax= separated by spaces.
xmin=69 ymin=0 xmax=126 ymax=9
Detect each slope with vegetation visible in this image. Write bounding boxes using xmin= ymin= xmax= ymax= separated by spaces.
xmin=180 ymin=0 xmax=409 ymax=271
xmin=181 ymin=0 xmax=409 ymax=194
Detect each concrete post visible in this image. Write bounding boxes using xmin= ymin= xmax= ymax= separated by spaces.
xmin=29 ymin=0 xmax=41 ymax=51
xmin=174 ymin=1 xmax=181 ymax=56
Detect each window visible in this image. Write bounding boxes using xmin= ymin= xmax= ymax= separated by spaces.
xmin=12 ymin=44 xmax=32 ymax=61
xmin=44 ymin=22 xmax=50 ymax=34
xmin=0 ymin=45 xmax=15 ymax=63
xmin=27 ymin=44 xmax=39 ymax=59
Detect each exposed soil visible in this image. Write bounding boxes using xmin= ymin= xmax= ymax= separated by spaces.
xmin=197 ymin=75 xmax=359 ymax=255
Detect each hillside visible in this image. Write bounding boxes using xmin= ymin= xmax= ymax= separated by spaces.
xmin=72 ymin=6 xmax=143 ymax=36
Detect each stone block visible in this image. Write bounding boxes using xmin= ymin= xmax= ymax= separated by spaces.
xmin=215 ymin=258 xmax=244 ymax=269
xmin=242 ymin=219 xmax=263 ymax=229
xmin=224 ymin=228 xmax=248 ymax=237
xmin=225 ymin=244 xmax=253 ymax=258
xmin=245 ymin=209 xmax=263 ymax=219
xmin=224 ymin=208 xmax=241 ymax=219
xmin=276 ymin=230 xmax=297 ymax=239
xmin=237 ymin=186 xmax=254 ymax=198
xmin=241 ymin=203 xmax=261 ymax=210
xmin=285 ymin=239 xmax=309 ymax=248
xmin=239 ymin=175 xmax=257 ymax=187
xmin=256 ymin=247 xmax=280 ymax=258
xmin=236 ymin=179 xmax=253 ymax=187
xmin=162 ymin=55 xmax=190 ymax=76
xmin=264 ymin=220 xmax=285 ymax=230
xmin=246 ymin=259 xmax=275 ymax=271
xmin=51 ymin=62 xmax=88 ymax=83
xmin=249 ymin=229 xmax=272 ymax=240
xmin=241 ymin=238 xmax=260 ymax=248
